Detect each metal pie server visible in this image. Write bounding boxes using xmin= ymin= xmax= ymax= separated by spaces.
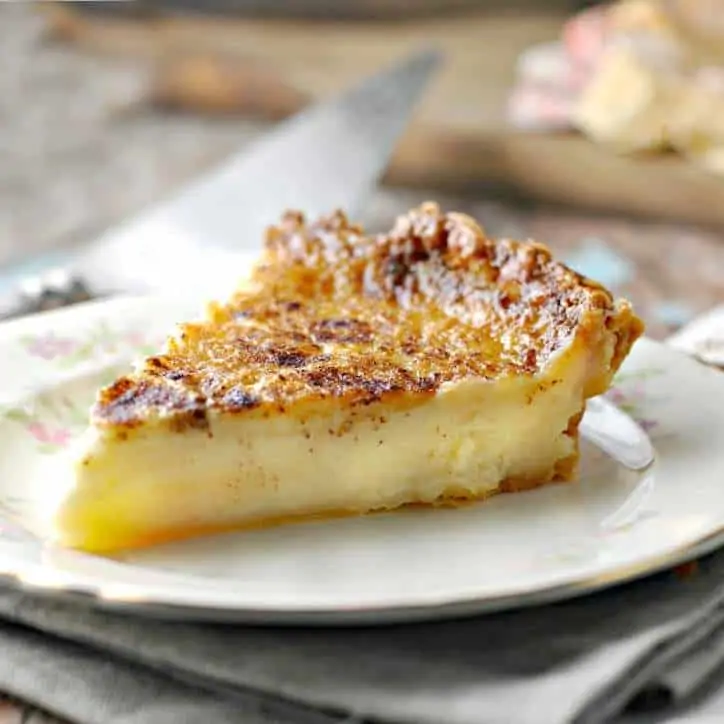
xmin=0 ymin=49 xmax=441 ymax=317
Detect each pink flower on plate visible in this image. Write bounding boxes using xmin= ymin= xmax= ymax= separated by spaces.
xmin=606 ymin=385 xmax=659 ymax=434
xmin=24 ymin=333 xmax=78 ymax=360
xmin=27 ymin=422 xmax=71 ymax=447
xmin=606 ymin=387 xmax=627 ymax=406
xmin=639 ymin=418 xmax=658 ymax=433
xmin=123 ymin=331 xmax=147 ymax=348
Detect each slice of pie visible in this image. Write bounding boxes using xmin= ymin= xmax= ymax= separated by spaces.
xmin=55 ymin=203 xmax=644 ymax=553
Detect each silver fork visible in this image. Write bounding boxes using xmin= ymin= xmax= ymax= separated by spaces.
xmin=0 ymin=269 xmax=96 ymax=322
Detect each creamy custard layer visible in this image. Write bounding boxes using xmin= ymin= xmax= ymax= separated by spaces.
xmin=57 ymin=355 xmax=586 ymax=553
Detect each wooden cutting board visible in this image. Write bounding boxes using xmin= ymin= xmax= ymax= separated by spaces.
xmin=45 ymin=5 xmax=724 ymax=227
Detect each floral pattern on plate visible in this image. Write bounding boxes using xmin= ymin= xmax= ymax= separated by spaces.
xmin=1 ymin=319 xmax=166 ymax=453
xmin=0 ymin=392 xmax=89 ymax=454
xmin=20 ymin=321 xmax=161 ymax=368
xmin=606 ymin=368 xmax=666 ymax=434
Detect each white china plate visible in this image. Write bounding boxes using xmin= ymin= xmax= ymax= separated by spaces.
xmin=0 ymin=296 xmax=723 ymax=625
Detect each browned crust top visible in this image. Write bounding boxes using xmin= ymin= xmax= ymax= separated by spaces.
xmin=94 ymin=203 xmax=644 ymax=428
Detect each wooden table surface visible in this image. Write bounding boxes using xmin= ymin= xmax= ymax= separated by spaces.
xmin=1 ymin=5 xmax=724 ymax=723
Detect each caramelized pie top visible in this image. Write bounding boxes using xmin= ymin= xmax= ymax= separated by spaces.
xmin=94 ymin=203 xmax=644 ymax=428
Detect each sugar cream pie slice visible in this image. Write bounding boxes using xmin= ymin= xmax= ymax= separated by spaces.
xmin=55 ymin=203 xmax=644 ymax=553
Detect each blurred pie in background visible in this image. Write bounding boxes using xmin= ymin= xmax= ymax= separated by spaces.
xmin=510 ymin=0 xmax=724 ymax=177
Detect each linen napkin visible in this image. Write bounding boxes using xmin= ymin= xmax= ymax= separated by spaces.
xmin=1 ymin=308 xmax=724 ymax=724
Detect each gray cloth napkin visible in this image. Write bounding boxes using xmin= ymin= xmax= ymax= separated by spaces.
xmin=3 ymin=552 xmax=724 ymax=724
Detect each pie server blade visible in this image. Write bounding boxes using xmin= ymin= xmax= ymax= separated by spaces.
xmin=0 ymin=49 xmax=441 ymax=312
